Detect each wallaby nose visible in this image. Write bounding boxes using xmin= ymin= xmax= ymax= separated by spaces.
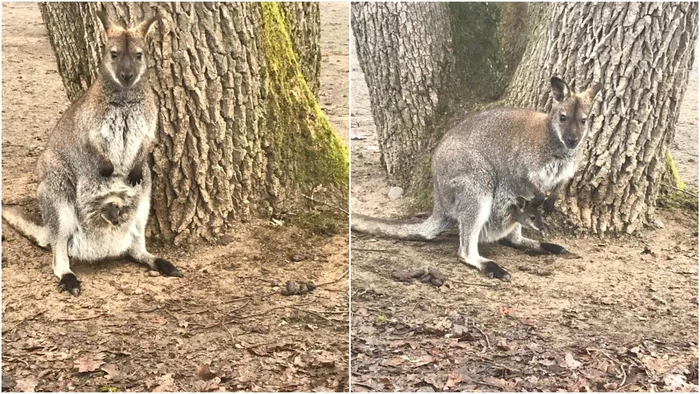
xmin=110 ymin=218 xmax=120 ymax=226
xmin=121 ymin=73 xmax=134 ymax=83
xmin=566 ymin=136 xmax=579 ymax=148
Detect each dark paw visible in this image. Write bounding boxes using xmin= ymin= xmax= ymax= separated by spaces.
xmin=99 ymin=162 xmax=114 ymax=177
xmin=482 ymin=261 xmax=511 ymax=281
xmin=127 ymin=168 xmax=143 ymax=186
xmin=541 ymin=242 xmax=569 ymax=255
xmin=58 ymin=273 xmax=81 ymax=296
xmin=154 ymin=258 xmax=183 ymax=277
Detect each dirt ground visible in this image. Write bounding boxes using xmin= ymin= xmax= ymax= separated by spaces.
xmin=1 ymin=2 xmax=349 ymax=392
xmin=349 ymin=31 xmax=699 ymax=392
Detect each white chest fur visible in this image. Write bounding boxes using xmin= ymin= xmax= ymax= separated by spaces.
xmin=99 ymin=106 xmax=151 ymax=174
xmin=530 ymin=158 xmax=576 ymax=192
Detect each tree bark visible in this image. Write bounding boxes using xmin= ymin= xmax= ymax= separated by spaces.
xmin=504 ymin=2 xmax=698 ymax=234
xmin=39 ymin=2 xmax=348 ymax=245
xmin=352 ymin=2 xmax=698 ymax=235
xmin=351 ymin=2 xmax=455 ymax=189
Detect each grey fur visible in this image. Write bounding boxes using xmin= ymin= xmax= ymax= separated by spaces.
xmin=352 ymin=77 xmax=602 ymax=280
xmin=1 ymin=11 xmax=179 ymax=296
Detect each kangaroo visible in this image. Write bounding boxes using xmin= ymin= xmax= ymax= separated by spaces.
xmin=1 ymin=11 xmax=182 ymax=296
xmin=353 ymin=77 xmax=601 ymax=280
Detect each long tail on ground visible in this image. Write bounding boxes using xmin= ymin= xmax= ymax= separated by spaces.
xmin=351 ymin=213 xmax=443 ymax=240
xmin=2 ymin=205 xmax=50 ymax=248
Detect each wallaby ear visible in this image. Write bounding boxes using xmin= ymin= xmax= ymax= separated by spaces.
xmin=515 ymin=196 xmax=528 ymax=210
xmin=96 ymin=10 xmax=111 ymax=35
xmin=135 ymin=12 xmax=161 ymax=37
xmin=550 ymin=76 xmax=571 ymax=102
xmin=531 ymin=193 xmax=545 ymax=208
xmin=585 ymin=82 xmax=603 ymax=99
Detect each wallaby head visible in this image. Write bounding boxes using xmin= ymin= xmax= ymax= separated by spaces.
xmin=548 ymin=77 xmax=602 ymax=150
xmin=96 ymin=10 xmax=160 ymax=89
xmin=513 ymin=195 xmax=547 ymax=234
xmin=99 ymin=194 xmax=130 ymax=226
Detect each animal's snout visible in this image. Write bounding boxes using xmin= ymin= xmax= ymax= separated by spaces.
xmin=110 ymin=217 xmax=120 ymax=226
xmin=121 ymin=72 xmax=134 ymax=83
xmin=565 ymin=136 xmax=579 ymax=148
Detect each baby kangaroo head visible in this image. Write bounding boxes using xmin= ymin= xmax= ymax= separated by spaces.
xmin=96 ymin=10 xmax=161 ymax=89
xmin=549 ymin=77 xmax=602 ymax=150
xmin=514 ymin=196 xmax=547 ymax=234
xmin=99 ymin=195 xmax=128 ymax=226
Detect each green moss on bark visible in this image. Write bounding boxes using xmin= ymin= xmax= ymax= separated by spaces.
xmin=260 ymin=3 xmax=349 ymax=201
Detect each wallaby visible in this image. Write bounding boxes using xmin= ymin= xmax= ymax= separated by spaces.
xmin=352 ymin=77 xmax=601 ymax=280
xmin=1 ymin=10 xmax=182 ymax=296
xmin=85 ymin=10 xmax=160 ymax=185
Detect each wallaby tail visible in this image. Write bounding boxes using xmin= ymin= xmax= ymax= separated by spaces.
xmin=351 ymin=213 xmax=448 ymax=241
xmin=2 ymin=205 xmax=50 ymax=248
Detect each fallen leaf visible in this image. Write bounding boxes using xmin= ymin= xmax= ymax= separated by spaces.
xmin=74 ymin=357 xmax=104 ymax=373
xmin=483 ymin=376 xmax=507 ymax=389
xmin=153 ymin=373 xmax=176 ymax=392
xmin=663 ymin=373 xmax=691 ymax=391
xmin=444 ymin=371 xmax=463 ymax=389
xmin=100 ymin=363 xmax=120 ymax=380
xmin=384 ymin=356 xmax=407 ymax=367
xmin=561 ymin=352 xmax=582 ymax=369
xmin=412 ymin=355 xmax=435 ymax=367
xmin=196 ymin=365 xmax=216 ymax=381
xmin=498 ymin=306 xmax=514 ymax=317
xmin=15 ymin=377 xmax=38 ymax=392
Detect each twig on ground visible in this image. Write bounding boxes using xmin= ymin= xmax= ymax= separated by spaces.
xmin=221 ymin=290 xmax=278 ymax=304
xmin=317 ymin=269 xmax=349 ymax=288
xmin=54 ymin=313 xmax=106 ymax=322
xmin=302 ymin=194 xmax=349 ymax=215
xmin=473 ymin=323 xmax=491 ymax=348
xmin=221 ymin=319 xmax=237 ymax=342
xmin=225 ymin=302 xmax=314 ymax=324
xmin=227 ymin=300 xmax=252 ymax=316
xmin=452 ymin=280 xmax=495 ymax=288
xmin=352 ymin=247 xmax=395 ymax=253
xmin=667 ymin=184 xmax=698 ymax=198
xmin=617 ymin=363 xmax=627 ymax=390
xmin=291 ymin=307 xmax=333 ymax=322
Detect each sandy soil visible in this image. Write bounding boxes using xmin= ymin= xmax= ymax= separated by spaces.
xmin=1 ymin=2 xmax=349 ymax=392
xmin=349 ymin=30 xmax=699 ymax=392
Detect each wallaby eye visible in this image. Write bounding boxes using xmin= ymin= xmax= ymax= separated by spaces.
xmin=580 ymin=119 xmax=586 ymax=125
xmin=530 ymin=215 xmax=537 ymax=221
xmin=136 ymin=52 xmax=143 ymax=60
xmin=559 ymin=114 xmax=567 ymax=122
xmin=110 ymin=51 xmax=118 ymax=59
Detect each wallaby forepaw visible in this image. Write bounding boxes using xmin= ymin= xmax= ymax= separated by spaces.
xmin=58 ymin=273 xmax=81 ymax=296
xmin=482 ymin=261 xmax=510 ymax=281
xmin=99 ymin=162 xmax=114 ymax=178
xmin=541 ymin=242 xmax=569 ymax=255
xmin=127 ymin=168 xmax=143 ymax=186
xmin=543 ymin=199 xmax=556 ymax=215
xmin=154 ymin=258 xmax=183 ymax=277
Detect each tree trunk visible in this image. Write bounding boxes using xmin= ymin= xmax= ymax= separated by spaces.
xmin=504 ymin=2 xmax=698 ymax=234
xmin=351 ymin=3 xmax=455 ymax=189
xmin=39 ymin=2 xmax=348 ymax=245
xmin=352 ymin=2 xmax=698 ymax=235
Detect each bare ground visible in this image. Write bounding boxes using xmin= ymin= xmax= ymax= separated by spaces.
xmin=1 ymin=2 xmax=349 ymax=392
xmin=349 ymin=31 xmax=699 ymax=391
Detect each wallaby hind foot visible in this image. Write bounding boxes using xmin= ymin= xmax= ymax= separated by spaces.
xmin=482 ymin=261 xmax=511 ymax=281
xmin=154 ymin=258 xmax=183 ymax=277
xmin=58 ymin=273 xmax=81 ymax=296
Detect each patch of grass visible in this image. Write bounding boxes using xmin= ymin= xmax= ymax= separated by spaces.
xmin=293 ymin=211 xmax=346 ymax=236
xmin=99 ymin=387 xmax=119 ymax=393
